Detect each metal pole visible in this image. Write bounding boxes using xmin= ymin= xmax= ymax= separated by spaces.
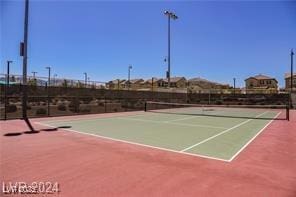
xmin=168 ymin=15 xmax=171 ymax=89
xmin=291 ymin=49 xmax=294 ymax=93
xmin=151 ymin=77 xmax=154 ymax=92
xmin=128 ymin=68 xmax=130 ymax=90
xmin=128 ymin=65 xmax=132 ymax=90
xmin=4 ymin=61 xmax=12 ymax=120
xmin=233 ymin=78 xmax=236 ymax=96
xmin=164 ymin=11 xmax=177 ymax=89
xmin=46 ymin=67 xmax=51 ymax=116
xmin=22 ymin=0 xmax=34 ymax=131
xmin=84 ymin=72 xmax=87 ymax=87
xmin=7 ymin=61 xmax=12 ymax=86
xmin=32 ymin=71 xmax=37 ymax=78
xmin=48 ymin=67 xmax=51 ymax=86
xmin=54 ymin=74 xmax=57 ymax=86
xmin=290 ymin=49 xmax=294 ymax=108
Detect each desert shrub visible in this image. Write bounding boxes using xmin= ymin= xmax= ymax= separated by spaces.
xmin=57 ymin=103 xmax=67 ymax=111
xmin=81 ymin=97 xmax=93 ymax=104
xmin=215 ymin=100 xmax=222 ymax=105
xmin=98 ymin=102 xmax=105 ymax=106
xmin=26 ymin=105 xmax=32 ymax=110
xmin=36 ymin=108 xmax=47 ymax=115
xmin=80 ymin=108 xmax=91 ymax=113
xmin=6 ymin=104 xmax=17 ymax=113
xmin=52 ymin=99 xmax=57 ymax=105
xmin=68 ymin=99 xmax=80 ymax=112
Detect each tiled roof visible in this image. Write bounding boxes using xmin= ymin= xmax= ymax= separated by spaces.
xmin=108 ymin=79 xmax=125 ymax=84
xmin=162 ymin=77 xmax=186 ymax=83
xmin=245 ymin=74 xmax=278 ymax=82
xmin=145 ymin=78 xmax=163 ymax=83
xmin=128 ymin=79 xmax=144 ymax=84
xmin=285 ymin=73 xmax=296 ymax=79
xmin=188 ymin=77 xmax=224 ymax=86
xmin=252 ymin=74 xmax=273 ymax=80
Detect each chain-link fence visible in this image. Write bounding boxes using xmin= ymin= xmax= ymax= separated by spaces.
xmin=0 ymin=84 xmax=290 ymax=120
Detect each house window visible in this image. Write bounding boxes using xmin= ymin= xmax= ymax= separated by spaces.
xmin=260 ymin=80 xmax=264 ymax=85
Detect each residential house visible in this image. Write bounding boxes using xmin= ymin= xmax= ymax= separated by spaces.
xmin=125 ymin=79 xmax=145 ymax=90
xmin=188 ymin=77 xmax=231 ymax=93
xmin=285 ymin=73 xmax=296 ymax=92
xmin=140 ymin=78 xmax=164 ymax=91
xmin=163 ymin=77 xmax=187 ymax=88
xmin=245 ymin=74 xmax=278 ymax=93
xmin=106 ymin=79 xmax=126 ymax=90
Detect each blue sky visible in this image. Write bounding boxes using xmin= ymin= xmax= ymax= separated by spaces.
xmin=1 ymin=0 xmax=295 ymax=87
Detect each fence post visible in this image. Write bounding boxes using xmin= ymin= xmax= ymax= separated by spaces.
xmin=46 ymin=82 xmax=50 ymax=116
xmin=4 ymin=82 xmax=7 ymax=120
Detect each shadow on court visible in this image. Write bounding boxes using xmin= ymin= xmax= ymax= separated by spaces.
xmin=3 ymin=126 xmax=72 ymax=137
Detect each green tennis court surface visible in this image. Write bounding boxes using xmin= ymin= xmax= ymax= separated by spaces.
xmin=39 ymin=106 xmax=283 ymax=162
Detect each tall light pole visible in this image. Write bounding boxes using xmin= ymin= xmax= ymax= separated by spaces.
xmin=290 ymin=49 xmax=294 ymax=94
xmin=290 ymin=49 xmax=294 ymax=108
xmin=32 ymin=71 xmax=37 ymax=78
xmin=21 ymin=0 xmax=34 ymax=131
xmin=7 ymin=61 xmax=13 ymax=86
xmin=164 ymin=10 xmax=178 ymax=88
xmin=84 ymin=72 xmax=87 ymax=87
xmin=46 ymin=66 xmax=51 ymax=86
xmin=54 ymin=74 xmax=57 ymax=86
xmin=45 ymin=66 xmax=51 ymax=116
xmin=233 ymin=78 xmax=236 ymax=96
xmin=128 ymin=65 xmax=132 ymax=90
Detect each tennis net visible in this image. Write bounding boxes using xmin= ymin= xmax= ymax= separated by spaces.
xmin=144 ymin=101 xmax=289 ymax=120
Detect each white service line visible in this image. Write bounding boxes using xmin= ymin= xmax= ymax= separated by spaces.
xmin=34 ymin=121 xmax=230 ymax=162
xmin=117 ymin=117 xmax=227 ymax=129
xmin=228 ymin=111 xmax=281 ymax=162
xmin=180 ymin=111 xmax=269 ymax=152
xmin=42 ymin=113 xmax=149 ymax=124
xmin=164 ymin=115 xmax=200 ymax=123
xmin=163 ymin=109 xmax=226 ymax=123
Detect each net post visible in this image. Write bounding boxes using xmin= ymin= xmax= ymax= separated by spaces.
xmin=286 ymin=105 xmax=290 ymax=121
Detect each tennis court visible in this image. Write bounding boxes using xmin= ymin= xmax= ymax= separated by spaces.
xmin=37 ymin=102 xmax=288 ymax=162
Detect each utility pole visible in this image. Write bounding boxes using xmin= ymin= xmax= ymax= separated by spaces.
xmin=164 ymin=11 xmax=178 ymax=89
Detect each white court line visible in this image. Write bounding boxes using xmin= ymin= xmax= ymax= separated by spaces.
xmin=181 ymin=111 xmax=269 ymax=152
xmin=163 ymin=109 xmax=227 ymax=123
xmin=228 ymin=111 xmax=281 ymax=162
xmin=117 ymin=117 xmax=227 ymax=129
xmin=164 ymin=115 xmax=201 ymax=123
xmin=34 ymin=121 xmax=230 ymax=162
xmin=42 ymin=113 xmax=149 ymax=124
